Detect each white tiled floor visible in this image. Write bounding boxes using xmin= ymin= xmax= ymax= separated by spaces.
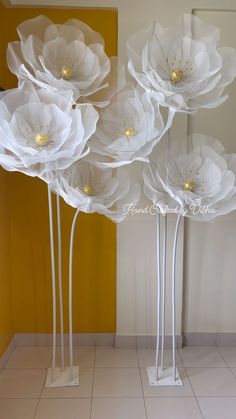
xmin=1 ymin=346 xmax=236 ymax=418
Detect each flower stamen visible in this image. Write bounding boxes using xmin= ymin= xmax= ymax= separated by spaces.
xmin=170 ymin=68 xmax=184 ymax=83
xmin=124 ymin=127 xmax=136 ymax=138
xmin=183 ymin=180 xmax=195 ymax=192
xmin=83 ymin=185 xmax=93 ymax=196
xmin=61 ymin=66 xmax=73 ymax=80
xmin=35 ymin=133 xmax=49 ymax=147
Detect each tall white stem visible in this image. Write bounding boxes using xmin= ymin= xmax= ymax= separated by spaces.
xmin=56 ymin=194 xmax=64 ymax=372
xmin=47 ymin=186 xmax=56 ymax=382
xmin=172 ymin=214 xmax=181 ymax=381
xmin=155 ymin=213 xmax=161 ymax=380
xmin=161 ymin=215 xmax=167 ymax=371
xmin=69 ymin=208 xmax=80 ymax=381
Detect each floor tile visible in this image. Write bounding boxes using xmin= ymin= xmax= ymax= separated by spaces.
xmin=5 ymin=347 xmax=51 ymax=369
xmin=35 ymin=398 xmax=91 ymax=419
xmin=41 ymin=368 xmax=93 ymax=398
xmin=95 ymin=347 xmax=138 ymax=367
xmin=93 ymin=368 xmax=143 ymax=397
xmin=140 ymin=367 xmax=194 ymax=397
xmin=0 ymin=398 xmax=38 ymax=419
xmin=138 ymin=349 xmax=182 ymax=367
xmin=145 ymin=397 xmax=202 ymax=419
xmin=0 ymin=369 xmax=46 ymax=398
xmin=179 ymin=346 xmax=226 ymax=367
xmin=198 ymin=396 xmax=236 ymax=419
xmin=56 ymin=346 xmax=95 ymax=368
xmin=91 ymin=397 xmax=147 ymax=419
xmin=187 ymin=367 xmax=236 ymax=396
xmin=218 ymin=347 xmax=236 ymax=367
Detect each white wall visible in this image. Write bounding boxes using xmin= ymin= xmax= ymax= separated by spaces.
xmin=183 ymin=10 xmax=236 ymax=334
xmin=8 ymin=0 xmax=236 ymax=337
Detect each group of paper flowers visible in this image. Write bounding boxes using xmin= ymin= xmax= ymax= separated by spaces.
xmin=1 ymin=13 xmax=236 ymax=222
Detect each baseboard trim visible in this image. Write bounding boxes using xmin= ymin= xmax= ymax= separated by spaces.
xmin=183 ymin=333 xmax=236 ymax=346
xmin=2 ymin=332 xmax=236 ymax=367
xmin=0 ymin=337 xmax=16 ymax=371
xmin=14 ymin=333 xmax=115 ymax=347
xmin=115 ymin=335 xmax=183 ymax=349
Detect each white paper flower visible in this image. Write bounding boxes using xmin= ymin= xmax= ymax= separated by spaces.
xmin=7 ymin=15 xmax=124 ymax=106
xmin=88 ymin=85 xmax=174 ymax=167
xmin=143 ymin=134 xmax=236 ymax=220
xmin=0 ymin=82 xmax=98 ymax=180
xmin=127 ymin=14 xmax=236 ymax=112
xmin=50 ymin=160 xmax=140 ymax=222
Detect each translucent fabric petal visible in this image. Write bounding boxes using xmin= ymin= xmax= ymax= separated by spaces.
xmin=143 ymin=134 xmax=236 ymax=221
xmin=50 ymin=161 xmax=140 ymax=222
xmin=0 ymin=82 xmax=98 ymax=180
xmin=127 ymin=14 xmax=236 ymax=112
xmin=7 ymin=15 xmax=121 ymax=106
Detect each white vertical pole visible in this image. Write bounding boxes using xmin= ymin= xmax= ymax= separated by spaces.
xmin=155 ymin=212 xmax=161 ymax=380
xmin=161 ymin=214 xmax=167 ymax=371
xmin=69 ymin=208 xmax=80 ymax=381
xmin=172 ymin=213 xmax=181 ymax=381
xmin=47 ymin=185 xmax=56 ymax=382
xmin=56 ymin=194 xmax=65 ymax=372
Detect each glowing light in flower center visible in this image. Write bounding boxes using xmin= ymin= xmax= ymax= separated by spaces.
xmin=60 ymin=66 xmax=73 ymax=80
xmin=35 ymin=133 xmax=49 ymax=147
xmin=183 ymin=180 xmax=195 ymax=192
xmin=83 ymin=185 xmax=93 ymax=196
xmin=170 ymin=68 xmax=184 ymax=83
xmin=124 ymin=127 xmax=136 ymax=138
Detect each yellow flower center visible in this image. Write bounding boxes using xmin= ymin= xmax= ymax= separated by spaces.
xmin=34 ymin=133 xmax=49 ymax=147
xmin=183 ymin=180 xmax=195 ymax=192
xmin=60 ymin=66 xmax=73 ymax=80
xmin=124 ymin=127 xmax=136 ymax=138
xmin=83 ymin=185 xmax=93 ymax=196
xmin=170 ymin=68 xmax=184 ymax=83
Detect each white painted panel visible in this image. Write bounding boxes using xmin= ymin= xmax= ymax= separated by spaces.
xmin=184 ymin=10 xmax=236 ymax=334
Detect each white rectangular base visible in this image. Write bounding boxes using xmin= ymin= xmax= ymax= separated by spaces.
xmin=45 ymin=366 xmax=79 ymax=388
xmin=147 ymin=366 xmax=183 ymax=387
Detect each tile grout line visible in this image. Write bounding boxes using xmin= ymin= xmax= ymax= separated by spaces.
xmin=183 ymin=365 xmax=205 ymax=419
xmin=33 ymin=369 xmax=47 ymax=419
xmin=137 ymin=348 xmax=149 ymax=419
xmin=209 ymin=347 xmax=236 ymax=381
xmin=178 ymin=350 xmax=206 ymax=418
xmin=216 ymin=346 xmax=234 ymax=370
xmin=90 ymin=346 xmax=96 ymax=419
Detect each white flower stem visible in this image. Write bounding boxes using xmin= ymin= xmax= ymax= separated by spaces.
xmin=47 ymin=185 xmax=56 ymax=382
xmin=161 ymin=214 xmax=167 ymax=371
xmin=172 ymin=213 xmax=181 ymax=381
xmin=56 ymin=194 xmax=65 ymax=372
xmin=155 ymin=212 xmax=161 ymax=380
xmin=69 ymin=208 xmax=80 ymax=381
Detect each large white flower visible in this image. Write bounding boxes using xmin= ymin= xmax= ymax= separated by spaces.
xmin=7 ymin=15 xmax=124 ymax=106
xmin=88 ymin=85 xmax=174 ymax=167
xmin=127 ymin=14 xmax=236 ymax=112
xmin=0 ymin=82 xmax=98 ymax=180
xmin=143 ymin=134 xmax=236 ymax=220
xmin=50 ymin=160 xmax=140 ymax=222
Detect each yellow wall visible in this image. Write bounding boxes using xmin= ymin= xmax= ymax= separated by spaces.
xmin=0 ymin=4 xmax=117 ymax=350
xmin=0 ymin=2 xmax=14 ymax=357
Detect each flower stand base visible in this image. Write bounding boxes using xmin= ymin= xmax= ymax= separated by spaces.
xmin=147 ymin=366 xmax=183 ymax=387
xmin=45 ymin=366 xmax=79 ymax=388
